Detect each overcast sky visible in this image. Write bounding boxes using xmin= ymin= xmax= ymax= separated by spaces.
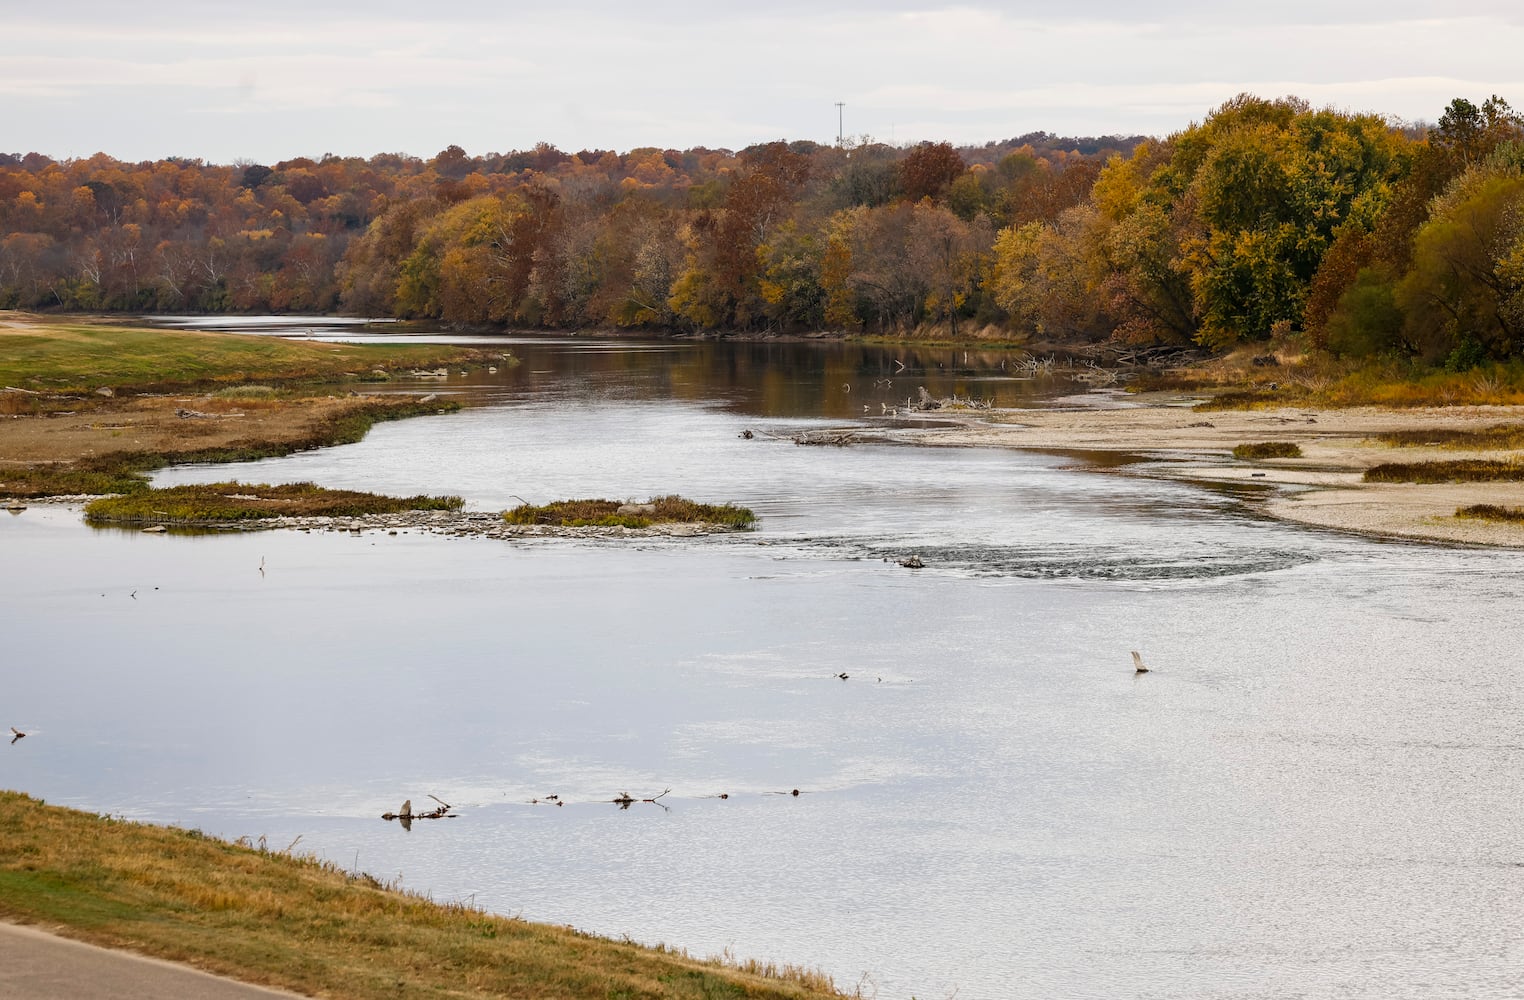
xmin=4 ymin=1 xmax=1523 ymax=164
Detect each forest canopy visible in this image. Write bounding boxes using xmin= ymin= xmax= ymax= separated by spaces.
xmin=4 ymin=95 xmax=1523 ymax=365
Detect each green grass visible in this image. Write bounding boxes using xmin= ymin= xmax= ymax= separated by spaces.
xmin=84 ymin=482 xmax=463 ymax=524
xmin=0 ymin=316 xmax=494 ymax=393
xmin=1369 ymin=424 xmax=1524 ymax=450
xmin=505 ymin=496 xmax=756 ymax=530
xmin=1363 ymin=459 xmax=1524 ymax=483
xmin=1232 ymin=441 xmax=1303 ymax=460
xmin=1456 ymin=503 xmax=1524 ymax=523
xmin=0 ymin=466 xmax=149 ymax=497
xmin=0 ymin=790 xmax=848 ymax=1000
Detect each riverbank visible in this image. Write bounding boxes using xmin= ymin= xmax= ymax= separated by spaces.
xmin=0 ymin=313 xmax=503 ymax=498
xmin=907 ymin=394 xmax=1524 ymax=547
xmin=0 ymin=791 xmax=848 ymax=1000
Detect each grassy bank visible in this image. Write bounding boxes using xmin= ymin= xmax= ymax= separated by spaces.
xmin=0 ymin=791 xmax=848 ymax=1000
xmin=505 ymin=496 xmax=756 ymax=530
xmin=0 ymin=314 xmax=492 ymax=394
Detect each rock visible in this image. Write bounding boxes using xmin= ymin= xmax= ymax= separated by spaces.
xmin=141 ymin=525 xmax=168 ymax=533
xmin=418 ymin=393 xmax=437 ymax=403
xmin=94 ymin=386 xmax=115 ymax=397
xmin=616 ymin=503 xmax=657 ymax=516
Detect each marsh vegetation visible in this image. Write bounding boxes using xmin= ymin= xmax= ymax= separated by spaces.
xmin=504 ymin=496 xmax=756 ymax=530
xmin=1232 ymin=441 xmax=1303 ymax=460
xmin=84 ymin=482 xmax=463 ymax=525
xmin=1363 ymin=459 xmax=1524 ymax=483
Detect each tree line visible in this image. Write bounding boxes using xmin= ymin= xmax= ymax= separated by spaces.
xmin=3 ymin=94 xmax=1522 ymax=365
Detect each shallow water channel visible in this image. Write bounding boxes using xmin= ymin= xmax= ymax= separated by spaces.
xmin=6 ymin=326 xmax=1524 ymax=998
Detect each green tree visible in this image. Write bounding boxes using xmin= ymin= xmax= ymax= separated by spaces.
xmin=1396 ymin=160 xmax=1524 ymax=361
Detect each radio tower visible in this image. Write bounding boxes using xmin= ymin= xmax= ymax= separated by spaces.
xmin=836 ymin=102 xmax=845 ymax=147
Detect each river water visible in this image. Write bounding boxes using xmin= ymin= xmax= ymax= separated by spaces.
xmin=4 ymin=325 xmax=1523 ymax=998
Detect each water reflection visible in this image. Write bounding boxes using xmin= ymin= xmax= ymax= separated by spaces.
xmin=149 ymin=314 xmax=1086 ymax=419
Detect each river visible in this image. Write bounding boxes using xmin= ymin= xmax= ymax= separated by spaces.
xmin=4 ymin=322 xmax=1522 ymax=999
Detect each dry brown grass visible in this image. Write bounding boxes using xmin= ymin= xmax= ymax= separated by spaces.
xmin=1369 ymin=424 xmax=1524 ymax=450
xmin=1363 ymin=459 xmax=1524 ymax=484
xmin=1456 ymin=504 xmax=1524 ymax=523
xmin=0 ymin=790 xmax=850 ymax=1000
xmin=1232 ymin=441 xmax=1303 ymax=459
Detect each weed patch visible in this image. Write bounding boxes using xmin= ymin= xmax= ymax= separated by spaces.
xmin=1363 ymin=460 xmax=1524 ymax=484
xmin=84 ymin=482 xmax=462 ymax=524
xmin=505 ymin=495 xmax=756 ymax=530
xmin=1456 ymin=504 xmax=1524 ymax=523
xmin=1232 ymin=441 xmax=1303 ymax=459
xmin=1369 ymin=424 xmax=1524 ymax=450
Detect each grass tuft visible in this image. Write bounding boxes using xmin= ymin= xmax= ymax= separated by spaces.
xmin=1363 ymin=459 xmax=1524 ymax=484
xmin=1369 ymin=424 xmax=1524 ymax=450
xmin=1456 ymin=504 xmax=1524 ymax=523
xmin=1232 ymin=441 xmax=1303 ymax=460
xmin=84 ymin=482 xmax=462 ymax=524
xmin=504 ymin=495 xmax=756 ymax=530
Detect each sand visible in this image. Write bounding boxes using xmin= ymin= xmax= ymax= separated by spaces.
xmin=896 ymin=392 xmax=1524 ymax=548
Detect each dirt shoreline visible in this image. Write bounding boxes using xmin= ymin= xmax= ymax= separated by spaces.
xmin=896 ymin=392 xmax=1524 ymax=548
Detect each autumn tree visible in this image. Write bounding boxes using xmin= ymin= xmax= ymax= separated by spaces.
xmin=899 ymin=141 xmax=965 ymax=202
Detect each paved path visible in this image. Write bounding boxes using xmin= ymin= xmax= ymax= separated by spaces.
xmin=0 ymin=922 xmax=305 ymax=999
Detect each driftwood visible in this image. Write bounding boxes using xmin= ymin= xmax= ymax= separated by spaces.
xmin=382 ymin=794 xmax=456 ymax=830
xmin=792 ymin=429 xmax=865 ymax=446
xmin=611 ymin=789 xmax=671 ymax=812
xmin=901 ymin=386 xmax=993 ymax=414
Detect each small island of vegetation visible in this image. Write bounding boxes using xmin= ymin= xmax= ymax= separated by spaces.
xmin=504 ymin=496 xmax=756 ymax=530
xmin=83 ymin=481 xmax=463 ymax=526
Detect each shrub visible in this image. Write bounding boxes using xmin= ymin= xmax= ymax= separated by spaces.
xmin=1456 ymin=504 xmax=1524 ymax=522
xmin=1232 ymin=441 xmax=1303 ymax=459
xmin=1363 ymin=460 xmax=1524 ymax=484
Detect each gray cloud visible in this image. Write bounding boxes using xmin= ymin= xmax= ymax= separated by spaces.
xmin=5 ymin=3 xmax=1521 ymax=161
